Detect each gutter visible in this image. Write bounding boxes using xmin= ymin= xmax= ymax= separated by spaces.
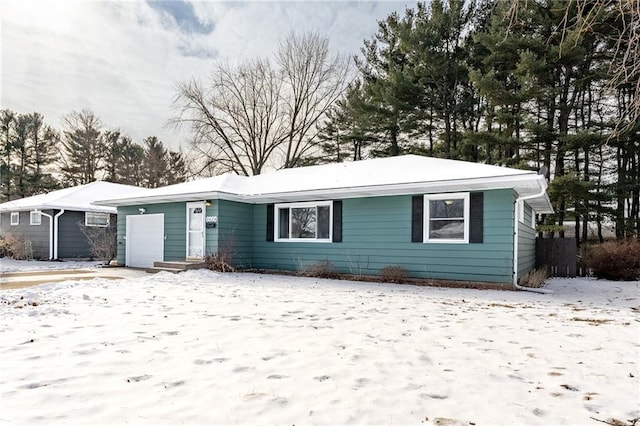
xmin=53 ymin=210 xmax=65 ymax=259
xmin=36 ymin=210 xmax=54 ymax=260
xmin=513 ymin=177 xmax=553 ymax=294
xmin=95 ymin=173 xmax=543 ymax=207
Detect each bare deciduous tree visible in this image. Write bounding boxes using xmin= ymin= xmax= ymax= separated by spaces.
xmin=173 ymin=32 xmax=351 ymax=176
xmin=78 ymin=221 xmax=117 ymax=265
xmin=277 ymin=32 xmax=352 ymax=168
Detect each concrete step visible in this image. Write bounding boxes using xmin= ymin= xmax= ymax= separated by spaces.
xmin=153 ymin=261 xmax=205 ymax=271
xmin=145 ymin=267 xmax=185 ymax=274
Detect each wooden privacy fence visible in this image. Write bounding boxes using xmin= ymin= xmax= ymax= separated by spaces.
xmin=536 ymin=238 xmax=577 ymax=277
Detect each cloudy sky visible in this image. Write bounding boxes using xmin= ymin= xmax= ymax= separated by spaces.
xmin=1 ymin=0 xmax=416 ymax=150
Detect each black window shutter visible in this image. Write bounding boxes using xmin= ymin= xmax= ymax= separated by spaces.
xmin=411 ymin=195 xmax=423 ymax=242
xmin=332 ymin=200 xmax=342 ymax=242
xmin=469 ymin=192 xmax=484 ymax=243
xmin=266 ymin=204 xmax=274 ymax=242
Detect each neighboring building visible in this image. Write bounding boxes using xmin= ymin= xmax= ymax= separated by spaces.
xmin=0 ymin=182 xmax=145 ymax=260
xmin=97 ymin=155 xmax=554 ymax=286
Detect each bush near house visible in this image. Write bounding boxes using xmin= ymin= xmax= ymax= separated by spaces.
xmin=78 ymin=223 xmax=117 ymax=265
xmin=587 ymin=239 xmax=640 ymax=281
xmin=204 ymin=253 xmax=235 ymax=272
xmin=305 ymin=261 xmax=340 ymax=279
xmin=380 ymin=265 xmax=409 ymax=283
xmin=0 ymin=233 xmax=31 ymax=260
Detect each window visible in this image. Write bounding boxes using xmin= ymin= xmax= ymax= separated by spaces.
xmin=10 ymin=212 xmax=19 ymax=226
xmin=424 ymin=193 xmax=469 ymax=243
xmin=85 ymin=212 xmax=110 ymax=227
xmin=30 ymin=211 xmax=42 ymax=225
xmin=275 ymin=201 xmax=332 ymax=242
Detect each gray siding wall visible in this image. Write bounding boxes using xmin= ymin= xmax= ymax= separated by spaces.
xmin=57 ymin=211 xmax=116 ymax=259
xmin=251 ymin=189 xmax=516 ymax=283
xmin=57 ymin=211 xmax=89 ymax=258
xmin=0 ymin=210 xmax=53 ymax=259
xmin=517 ymin=202 xmax=536 ymax=277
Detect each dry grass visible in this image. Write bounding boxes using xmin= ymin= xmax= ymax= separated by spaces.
xmin=518 ymin=267 xmax=549 ymax=288
xmin=379 ymin=265 xmax=409 ymax=283
xmin=244 ymin=268 xmax=515 ymax=291
xmin=304 ymin=261 xmax=340 ymax=279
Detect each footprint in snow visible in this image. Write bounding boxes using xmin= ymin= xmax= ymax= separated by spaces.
xmin=127 ymin=374 xmax=152 ymax=383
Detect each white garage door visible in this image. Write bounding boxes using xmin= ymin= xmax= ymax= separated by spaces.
xmin=126 ymin=214 xmax=164 ymax=268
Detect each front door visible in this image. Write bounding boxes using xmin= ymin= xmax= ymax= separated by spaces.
xmin=186 ymin=202 xmax=205 ymax=259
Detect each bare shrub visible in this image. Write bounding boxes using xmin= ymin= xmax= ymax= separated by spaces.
xmin=0 ymin=233 xmax=30 ymax=260
xmin=305 ymin=260 xmax=339 ymax=279
xmin=380 ymin=265 xmax=409 ymax=283
xmin=204 ymin=253 xmax=235 ymax=272
xmin=205 ymin=233 xmax=236 ymax=272
xmin=518 ymin=267 xmax=549 ymax=288
xmin=78 ymin=223 xmax=116 ymax=264
xmin=587 ymin=239 xmax=640 ymax=281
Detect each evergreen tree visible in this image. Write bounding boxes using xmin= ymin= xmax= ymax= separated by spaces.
xmin=142 ymin=136 xmax=169 ymax=188
xmin=27 ymin=112 xmax=58 ymax=194
xmin=116 ymin=136 xmax=145 ymax=186
xmin=0 ymin=109 xmax=16 ymax=201
xmin=166 ymin=150 xmax=187 ymax=185
xmin=60 ymin=110 xmax=104 ymax=185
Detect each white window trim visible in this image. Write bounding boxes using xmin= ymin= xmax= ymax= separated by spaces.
xmin=30 ymin=210 xmax=42 ymax=226
xmin=518 ymin=200 xmax=525 ymax=224
xmin=531 ymin=208 xmax=536 ymax=229
xmin=423 ymin=192 xmax=470 ymax=244
xmin=85 ymin=212 xmax=110 ymax=227
xmin=10 ymin=212 xmax=19 ymax=226
xmin=275 ymin=201 xmax=333 ymax=243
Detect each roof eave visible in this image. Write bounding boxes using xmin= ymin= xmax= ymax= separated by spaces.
xmin=0 ymin=204 xmax=116 ymax=213
xmin=95 ymin=191 xmax=246 ymax=207
xmin=248 ymin=174 xmax=547 ymax=203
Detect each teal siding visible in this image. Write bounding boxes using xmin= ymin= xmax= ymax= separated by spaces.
xmin=518 ymin=202 xmax=536 ymax=277
xmin=251 ymin=189 xmax=516 ymax=283
xmin=117 ymin=202 xmax=189 ymax=264
xmin=117 ymin=200 xmax=251 ymax=267
xmin=216 ymin=200 xmax=254 ymax=268
xmin=116 ymin=189 xmax=519 ymax=283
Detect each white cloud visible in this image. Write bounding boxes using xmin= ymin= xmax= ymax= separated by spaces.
xmin=1 ymin=0 xmax=415 ymax=150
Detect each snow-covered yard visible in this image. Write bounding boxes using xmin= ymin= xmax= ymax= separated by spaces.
xmin=0 ymin=258 xmax=104 ymax=273
xmin=0 ymin=268 xmax=638 ymax=425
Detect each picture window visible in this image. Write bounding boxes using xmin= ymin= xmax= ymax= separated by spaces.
xmin=275 ymin=201 xmax=332 ymax=242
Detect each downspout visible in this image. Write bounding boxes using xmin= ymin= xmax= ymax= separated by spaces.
xmin=37 ymin=210 xmax=54 ymax=260
xmin=513 ymin=179 xmax=553 ymax=294
xmin=53 ymin=210 xmax=65 ymax=260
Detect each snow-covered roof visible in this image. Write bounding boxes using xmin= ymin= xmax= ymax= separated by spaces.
xmin=97 ymin=155 xmax=554 ymax=213
xmin=0 ymin=181 xmax=147 ymax=214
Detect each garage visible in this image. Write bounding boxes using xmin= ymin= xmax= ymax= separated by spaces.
xmin=125 ymin=214 xmax=164 ymax=268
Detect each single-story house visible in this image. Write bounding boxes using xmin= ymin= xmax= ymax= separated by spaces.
xmin=0 ymin=181 xmax=146 ymax=260
xmin=96 ymin=155 xmax=554 ymax=286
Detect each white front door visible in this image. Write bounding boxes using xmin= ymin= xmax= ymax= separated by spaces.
xmin=186 ymin=202 xmax=205 ymax=259
xmin=126 ymin=214 xmax=164 ymax=268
